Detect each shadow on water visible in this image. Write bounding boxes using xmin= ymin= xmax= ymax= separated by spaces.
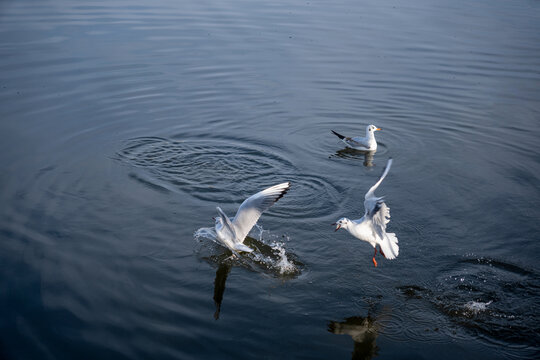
xmin=397 ymin=256 xmax=540 ymax=350
xmin=328 ymin=306 xmax=392 ymax=360
xmin=212 ymin=261 xmax=231 ymax=320
xmin=195 ymin=227 xmax=303 ymax=320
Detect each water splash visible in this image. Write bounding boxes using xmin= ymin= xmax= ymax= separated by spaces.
xmin=194 ymin=227 xmax=217 ymax=243
xmin=464 ymin=300 xmax=493 ymax=315
xmin=398 ymin=256 xmax=540 ymax=348
xmin=194 ymin=224 xmax=301 ymax=277
xmin=268 ymin=243 xmax=294 ymax=275
xmin=253 ymin=224 xmax=297 ymax=275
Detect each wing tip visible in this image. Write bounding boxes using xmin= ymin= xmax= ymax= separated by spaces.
xmin=216 ymin=206 xmax=228 ymax=219
xmin=383 ymin=158 xmax=393 ymax=171
xmin=331 ymin=130 xmax=345 ymax=140
xmin=274 ymin=182 xmax=290 ymax=203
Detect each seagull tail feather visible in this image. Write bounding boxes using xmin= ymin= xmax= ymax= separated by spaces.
xmin=380 ymin=232 xmax=399 ymax=260
xmin=331 ymin=130 xmax=346 ymax=140
xmin=233 ymin=243 xmax=254 ymax=253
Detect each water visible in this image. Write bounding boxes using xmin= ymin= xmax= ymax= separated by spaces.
xmin=1 ymin=0 xmax=539 ymax=358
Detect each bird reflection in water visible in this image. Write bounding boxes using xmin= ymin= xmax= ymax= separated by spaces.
xmin=199 ymin=234 xmax=302 ymax=320
xmin=213 ymin=261 xmax=232 ymax=320
xmin=328 ymin=307 xmax=390 ymax=360
xmin=332 ymin=148 xmax=376 ymax=167
xmin=204 ymin=249 xmax=245 ymax=320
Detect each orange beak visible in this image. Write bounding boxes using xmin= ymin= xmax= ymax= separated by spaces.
xmin=331 ymin=223 xmax=341 ymax=231
xmin=376 ymin=128 xmax=381 ymax=131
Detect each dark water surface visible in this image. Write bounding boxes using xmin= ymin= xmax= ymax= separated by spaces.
xmin=1 ymin=0 xmax=540 ymax=359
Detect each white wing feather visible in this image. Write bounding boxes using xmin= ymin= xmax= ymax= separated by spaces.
xmin=364 ymin=158 xmax=392 ymax=216
xmin=372 ymin=203 xmax=398 ymax=259
xmin=345 ymin=137 xmax=369 ymax=149
xmin=365 ymin=158 xmax=392 ymax=202
xmin=232 ymin=182 xmax=290 ymax=243
xmin=379 ymin=232 xmax=399 ymax=259
xmin=363 ymin=158 xmax=399 ymax=259
xmin=215 ymin=206 xmax=237 ymax=249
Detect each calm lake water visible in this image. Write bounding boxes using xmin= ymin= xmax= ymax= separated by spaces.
xmin=1 ymin=0 xmax=539 ymax=359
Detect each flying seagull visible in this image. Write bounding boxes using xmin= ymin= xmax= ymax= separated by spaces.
xmin=333 ymin=159 xmax=398 ymax=267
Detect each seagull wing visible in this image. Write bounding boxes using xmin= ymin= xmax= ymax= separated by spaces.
xmin=232 ymin=182 xmax=290 ymax=243
xmin=371 ymin=202 xmax=391 ymax=235
xmin=346 ymin=137 xmax=369 ymax=149
xmin=362 ymin=158 xmax=399 ymax=259
xmin=363 ymin=158 xmax=392 ymax=229
xmin=216 ymin=206 xmax=236 ymax=242
xmin=374 ymin=206 xmax=399 ymax=260
xmin=363 ymin=158 xmax=392 ymax=213
xmin=366 ymin=200 xmax=399 ymax=259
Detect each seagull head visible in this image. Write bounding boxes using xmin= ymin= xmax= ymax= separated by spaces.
xmin=332 ymin=218 xmax=349 ymax=232
xmin=367 ymin=124 xmax=381 ymax=133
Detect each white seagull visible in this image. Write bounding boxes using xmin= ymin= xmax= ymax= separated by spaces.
xmin=331 ymin=124 xmax=381 ymax=151
xmin=214 ymin=182 xmax=290 ymax=253
xmin=332 ymin=158 xmax=398 ymax=267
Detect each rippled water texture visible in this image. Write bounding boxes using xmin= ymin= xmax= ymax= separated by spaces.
xmin=1 ymin=0 xmax=540 ymax=359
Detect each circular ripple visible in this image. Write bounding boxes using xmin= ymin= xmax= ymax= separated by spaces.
xmin=396 ymin=257 xmax=540 ymax=351
xmin=117 ymin=137 xmax=294 ymax=201
xmin=270 ymin=173 xmax=343 ymax=220
xmin=117 ymin=137 xmax=342 ymax=219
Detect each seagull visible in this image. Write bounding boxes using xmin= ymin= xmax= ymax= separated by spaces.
xmin=214 ymin=182 xmax=290 ymax=253
xmin=331 ymin=124 xmax=381 ymax=151
xmin=332 ymin=158 xmax=398 ymax=267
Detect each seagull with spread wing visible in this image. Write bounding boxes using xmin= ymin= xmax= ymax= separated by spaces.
xmin=332 ymin=159 xmax=398 ymax=267
xmin=214 ymin=182 xmax=290 ymax=253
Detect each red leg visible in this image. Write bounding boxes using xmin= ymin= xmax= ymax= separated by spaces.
xmin=372 ymin=247 xmax=378 ymax=267
xmin=379 ymin=246 xmax=386 ymax=259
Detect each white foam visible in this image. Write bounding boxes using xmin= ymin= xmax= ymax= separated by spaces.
xmin=194 ymin=227 xmax=217 ymax=241
xmin=272 ymin=243 xmax=296 ymax=275
xmin=194 ymin=225 xmax=299 ymax=276
xmin=464 ymin=300 xmax=493 ymax=314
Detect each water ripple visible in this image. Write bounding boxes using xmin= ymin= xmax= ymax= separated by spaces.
xmin=396 ymin=256 xmax=540 ymax=353
xmin=117 ymin=136 xmax=342 ymax=219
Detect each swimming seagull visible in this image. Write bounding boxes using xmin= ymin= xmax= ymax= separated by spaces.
xmin=331 ymin=124 xmax=381 ymax=151
xmin=214 ymin=182 xmax=290 ymax=253
xmin=332 ymin=158 xmax=398 ymax=267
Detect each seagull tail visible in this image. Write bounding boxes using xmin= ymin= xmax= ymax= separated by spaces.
xmin=331 ymin=130 xmax=346 ymax=140
xmin=233 ymin=243 xmax=254 ymax=253
xmin=380 ymin=232 xmax=399 ymax=260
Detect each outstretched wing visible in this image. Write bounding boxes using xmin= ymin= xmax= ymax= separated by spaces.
xmin=232 ymin=182 xmax=290 ymax=243
xmin=371 ymin=201 xmax=391 ymax=236
xmin=362 ymin=158 xmax=399 ymax=259
xmin=216 ymin=206 xmax=236 ymax=245
xmin=364 ymin=158 xmax=392 ymax=217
